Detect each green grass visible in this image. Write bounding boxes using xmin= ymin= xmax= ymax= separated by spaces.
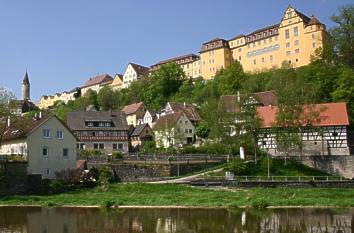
xmin=0 ymin=183 xmax=353 ymax=208
xmin=208 ymin=157 xmax=333 ymax=177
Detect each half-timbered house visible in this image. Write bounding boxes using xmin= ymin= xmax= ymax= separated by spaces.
xmin=256 ymin=102 xmax=350 ymax=156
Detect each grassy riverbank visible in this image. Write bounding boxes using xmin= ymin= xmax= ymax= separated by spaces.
xmin=0 ymin=183 xmax=353 ymax=208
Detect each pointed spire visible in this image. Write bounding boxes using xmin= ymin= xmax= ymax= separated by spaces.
xmin=22 ymin=70 xmax=30 ymax=85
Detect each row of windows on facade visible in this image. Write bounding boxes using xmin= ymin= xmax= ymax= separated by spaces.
xmin=85 ymin=121 xmax=113 ymax=127
xmin=43 ymin=129 xmax=64 ymax=139
xmin=77 ymin=142 xmax=124 ymax=150
xmin=252 ymin=55 xmax=300 ymax=65
xmin=75 ymin=131 xmax=128 ymax=137
xmin=285 ymin=26 xmax=299 ymax=39
xmin=181 ymin=61 xmax=200 ymax=69
xmin=42 ymin=147 xmax=69 ymax=158
xmin=246 ymin=36 xmax=279 ymax=49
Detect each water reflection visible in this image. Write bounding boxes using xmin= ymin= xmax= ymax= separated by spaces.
xmin=0 ymin=206 xmax=352 ymax=233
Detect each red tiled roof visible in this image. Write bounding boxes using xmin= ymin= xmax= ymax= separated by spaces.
xmin=153 ymin=112 xmax=182 ymax=130
xmin=257 ymin=102 xmax=349 ymax=128
xmin=121 ymin=102 xmax=144 ymax=115
xmin=82 ymin=74 xmax=113 ymax=88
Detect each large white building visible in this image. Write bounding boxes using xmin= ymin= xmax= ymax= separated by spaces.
xmin=122 ymin=63 xmax=149 ymax=88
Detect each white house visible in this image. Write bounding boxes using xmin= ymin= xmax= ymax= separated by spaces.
xmin=142 ymin=109 xmax=157 ymax=128
xmin=0 ymin=114 xmax=77 ymax=179
xmin=122 ymin=63 xmax=149 ymax=88
xmin=153 ymin=112 xmax=195 ymax=148
xmin=81 ymin=74 xmax=113 ymax=96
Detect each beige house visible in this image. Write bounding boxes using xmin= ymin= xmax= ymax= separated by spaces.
xmin=151 ymin=54 xmax=201 ymax=79
xmin=81 ymin=74 xmax=113 ymax=96
xmin=121 ymin=102 xmax=146 ymax=127
xmin=0 ymin=115 xmax=77 ymax=179
xmin=122 ymin=63 xmax=150 ymax=88
xmin=153 ymin=112 xmax=195 ymax=148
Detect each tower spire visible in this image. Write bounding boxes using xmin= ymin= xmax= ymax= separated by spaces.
xmin=21 ymin=70 xmax=30 ymax=100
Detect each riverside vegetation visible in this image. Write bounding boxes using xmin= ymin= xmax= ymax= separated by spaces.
xmin=1 ymin=184 xmax=354 ymax=208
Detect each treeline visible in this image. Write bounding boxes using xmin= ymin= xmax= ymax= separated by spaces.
xmin=52 ymin=5 xmax=353 ymax=129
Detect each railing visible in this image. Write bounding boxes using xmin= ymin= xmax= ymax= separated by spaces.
xmin=203 ymin=175 xmax=346 ymax=182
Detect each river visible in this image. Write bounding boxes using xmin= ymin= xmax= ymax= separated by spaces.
xmin=0 ymin=207 xmax=353 ymax=232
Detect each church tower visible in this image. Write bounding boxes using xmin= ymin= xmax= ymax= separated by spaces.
xmin=21 ymin=71 xmax=30 ymax=100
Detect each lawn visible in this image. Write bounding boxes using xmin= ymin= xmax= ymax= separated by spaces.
xmin=0 ymin=183 xmax=353 ymax=208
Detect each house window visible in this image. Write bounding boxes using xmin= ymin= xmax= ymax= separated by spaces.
xmin=77 ymin=143 xmax=85 ymax=149
xmin=118 ymin=143 xmax=123 ymax=150
xmin=188 ymin=129 xmax=193 ymax=133
xmin=312 ymin=43 xmax=316 ymax=48
xmin=286 ymin=42 xmax=290 ymax=48
xmin=295 ymin=49 xmax=299 ymax=54
xmin=185 ymin=129 xmax=188 ymax=133
xmin=270 ymin=55 xmax=273 ymax=62
xmin=285 ymin=29 xmax=290 ymax=39
xmin=312 ymin=34 xmax=315 ymax=39
xmin=253 ymin=59 xmax=256 ymax=65
xmin=42 ymin=147 xmax=48 ymax=158
xmin=262 ymin=57 xmax=265 ymax=63
xmin=113 ymin=143 xmax=118 ymax=151
xmin=286 ymin=51 xmax=291 ymax=56
xmin=56 ymin=130 xmax=63 ymax=139
xmin=63 ymin=148 xmax=69 ymax=158
xmin=238 ymin=48 xmax=242 ymax=52
xmin=287 ymin=12 xmax=292 ymax=18
xmin=45 ymin=169 xmax=51 ymax=175
xmin=294 ymin=26 xmax=298 ymax=37
xmin=239 ymin=56 xmax=241 ymax=61
xmin=294 ymin=40 xmax=299 ymax=46
xmin=43 ymin=129 xmax=51 ymax=138
xmin=93 ymin=143 xmax=104 ymax=149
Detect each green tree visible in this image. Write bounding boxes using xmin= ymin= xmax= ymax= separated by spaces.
xmin=215 ymin=61 xmax=247 ymax=96
xmin=145 ymin=62 xmax=185 ymax=110
xmin=97 ymin=86 xmax=115 ymax=110
xmin=0 ymin=87 xmax=15 ymax=148
xmin=332 ymin=68 xmax=354 ymax=127
xmin=330 ymin=5 xmax=354 ymax=68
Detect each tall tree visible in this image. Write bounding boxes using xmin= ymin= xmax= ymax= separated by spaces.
xmin=97 ymin=86 xmax=115 ymax=111
xmin=0 ymin=87 xmax=15 ymax=148
xmin=330 ymin=5 xmax=354 ymax=68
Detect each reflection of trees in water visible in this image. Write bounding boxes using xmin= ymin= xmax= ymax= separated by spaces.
xmin=0 ymin=207 xmax=353 ymax=232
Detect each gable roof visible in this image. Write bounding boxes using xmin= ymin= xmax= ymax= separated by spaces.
xmin=151 ymin=54 xmax=200 ymax=68
xmin=129 ymin=63 xmax=150 ymax=77
xmin=308 ymin=15 xmax=324 ymax=26
xmin=121 ymin=102 xmax=145 ymax=115
xmin=66 ymin=111 xmax=129 ymax=131
xmin=257 ymin=102 xmax=349 ymax=128
xmin=168 ymin=102 xmax=201 ymax=122
xmin=153 ymin=112 xmax=183 ymax=130
xmin=82 ymin=74 xmax=113 ymax=88
xmin=253 ymin=91 xmax=278 ymax=106
xmin=3 ymin=115 xmax=76 ymax=141
xmin=131 ymin=123 xmax=150 ymax=137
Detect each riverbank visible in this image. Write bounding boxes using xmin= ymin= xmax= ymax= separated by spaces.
xmin=0 ymin=184 xmax=353 ymax=208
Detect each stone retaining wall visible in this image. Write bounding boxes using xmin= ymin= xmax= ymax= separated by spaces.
xmin=295 ymin=156 xmax=354 ymax=179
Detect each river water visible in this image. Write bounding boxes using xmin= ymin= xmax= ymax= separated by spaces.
xmin=0 ymin=207 xmax=352 ymax=233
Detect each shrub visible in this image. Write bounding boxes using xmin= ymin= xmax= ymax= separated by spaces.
xmin=226 ymin=158 xmax=247 ymax=175
xmin=97 ymin=166 xmax=114 ymax=189
xmin=141 ymin=141 xmax=156 ymax=153
xmin=111 ymin=151 xmax=123 ymax=159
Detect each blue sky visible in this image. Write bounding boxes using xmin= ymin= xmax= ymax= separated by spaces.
xmin=0 ymin=0 xmax=352 ymax=101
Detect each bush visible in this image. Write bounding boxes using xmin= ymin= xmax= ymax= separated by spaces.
xmin=141 ymin=141 xmax=156 ymax=153
xmin=48 ymin=179 xmax=70 ymax=193
xmin=111 ymin=151 xmax=123 ymax=159
xmin=97 ymin=166 xmax=114 ymax=189
xmin=226 ymin=158 xmax=247 ymax=175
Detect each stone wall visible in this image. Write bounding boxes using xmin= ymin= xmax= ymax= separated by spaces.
xmin=296 ymin=156 xmax=354 ymax=179
xmin=87 ymin=162 xmax=218 ymax=182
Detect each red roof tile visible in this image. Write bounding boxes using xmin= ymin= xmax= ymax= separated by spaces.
xmin=82 ymin=74 xmax=113 ymax=88
xmin=257 ymin=102 xmax=349 ymax=128
xmin=121 ymin=102 xmax=144 ymax=115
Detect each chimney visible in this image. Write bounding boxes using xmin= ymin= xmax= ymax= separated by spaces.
xmin=7 ymin=116 xmax=10 ymax=127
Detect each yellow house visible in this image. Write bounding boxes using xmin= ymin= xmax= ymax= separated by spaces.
xmin=121 ymin=102 xmax=146 ymax=127
xmin=110 ymin=73 xmax=124 ymax=91
xmin=151 ymin=54 xmax=201 ymax=79
xmin=200 ymin=6 xmax=327 ymax=78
